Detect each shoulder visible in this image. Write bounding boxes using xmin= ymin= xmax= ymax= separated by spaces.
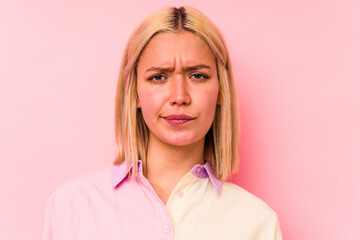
xmin=43 ymin=166 xmax=116 ymax=238
xmin=221 ymin=182 xmax=274 ymax=210
xmin=219 ymin=181 xmax=278 ymax=224
xmin=211 ymin=182 xmax=282 ymax=239
xmin=47 ymin=166 xmax=112 ymax=208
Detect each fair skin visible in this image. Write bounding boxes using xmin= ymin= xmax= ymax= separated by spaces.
xmin=136 ymin=31 xmax=220 ymax=204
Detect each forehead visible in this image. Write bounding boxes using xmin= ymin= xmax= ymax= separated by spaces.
xmin=137 ymin=31 xmax=216 ymax=69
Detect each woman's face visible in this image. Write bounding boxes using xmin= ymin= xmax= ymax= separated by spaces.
xmin=136 ymin=31 xmax=220 ymax=147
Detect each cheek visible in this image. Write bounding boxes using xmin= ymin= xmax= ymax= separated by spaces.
xmin=200 ymin=86 xmax=219 ymax=111
xmin=204 ymin=94 xmax=219 ymax=118
xmin=137 ymin=87 xmax=165 ymax=119
xmin=194 ymin=86 xmax=219 ymax=128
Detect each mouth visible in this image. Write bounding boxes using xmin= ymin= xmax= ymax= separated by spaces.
xmin=162 ymin=114 xmax=195 ymax=126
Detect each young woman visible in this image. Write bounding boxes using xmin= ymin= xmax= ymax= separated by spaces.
xmin=43 ymin=6 xmax=282 ymax=240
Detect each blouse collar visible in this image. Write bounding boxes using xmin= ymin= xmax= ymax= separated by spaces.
xmin=111 ymin=160 xmax=223 ymax=195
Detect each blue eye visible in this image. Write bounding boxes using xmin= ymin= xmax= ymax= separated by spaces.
xmin=148 ymin=74 xmax=166 ymax=82
xmin=191 ymin=73 xmax=208 ymax=80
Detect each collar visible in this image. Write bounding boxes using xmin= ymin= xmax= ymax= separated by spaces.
xmin=111 ymin=160 xmax=223 ymax=195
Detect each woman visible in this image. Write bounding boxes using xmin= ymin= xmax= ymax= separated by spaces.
xmin=43 ymin=6 xmax=282 ymax=240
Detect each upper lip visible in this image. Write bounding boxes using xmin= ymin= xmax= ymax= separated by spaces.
xmin=162 ymin=114 xmax=195 ymax=120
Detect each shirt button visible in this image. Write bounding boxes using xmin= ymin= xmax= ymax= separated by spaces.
xmin=163 ymin=226 xmax=170 ymax=233
xmin=177 ymin=190 xmax=184 ymax=197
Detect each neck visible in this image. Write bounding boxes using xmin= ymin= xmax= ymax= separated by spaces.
xmin=144 ymin=134 xmax=205 ymax=204
xmin=146 ymin=137 xmax=205 ymax=177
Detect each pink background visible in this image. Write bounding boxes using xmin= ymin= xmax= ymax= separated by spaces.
xmin=1 ymin=0 xmax=359 ymax=239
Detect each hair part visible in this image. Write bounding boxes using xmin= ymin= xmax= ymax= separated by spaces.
xmin=114 ymin=6 xmax=239 ymax=180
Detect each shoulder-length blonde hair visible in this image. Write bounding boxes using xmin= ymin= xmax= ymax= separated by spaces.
xmin=114 ymin=6 xmax=239 ymax=180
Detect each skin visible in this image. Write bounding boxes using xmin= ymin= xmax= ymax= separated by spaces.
xmin=136 ymin=31 xmax=220 ymax=204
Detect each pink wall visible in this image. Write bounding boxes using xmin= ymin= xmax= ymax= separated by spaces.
xmin=1 ymin=0 xmax=359 ymax=239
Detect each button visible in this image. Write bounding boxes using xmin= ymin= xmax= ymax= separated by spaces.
xmin=177 ymin=190 xmax=184 ymax=197
xmin=163 ymin=226 xmax=170 ymax=233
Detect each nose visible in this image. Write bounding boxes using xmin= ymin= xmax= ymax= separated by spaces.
xmin=168 ymin=75 xmax=191 ymax=106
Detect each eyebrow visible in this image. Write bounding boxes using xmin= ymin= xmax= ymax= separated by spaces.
xmin=145 ymin=64 xmax=211 ymax=73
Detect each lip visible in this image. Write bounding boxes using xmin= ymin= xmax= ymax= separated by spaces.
xmin=162 ymin=114 xmax=195 ymax=126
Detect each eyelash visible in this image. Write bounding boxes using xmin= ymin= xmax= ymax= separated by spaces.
xmin=147 ymin=73 xmax=209 ymax=82
xmin=148 ymin=74 xmax=167 ymax=82
xmin=190 ymin=73 xmax=209 ymax=80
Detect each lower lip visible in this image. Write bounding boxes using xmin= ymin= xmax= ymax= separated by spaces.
xmin=163 ymin=118 xmax=193 ymax=126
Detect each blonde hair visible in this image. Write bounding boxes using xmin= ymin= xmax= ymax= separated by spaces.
xmin=114 ymin=6 xmax=239 ymax=180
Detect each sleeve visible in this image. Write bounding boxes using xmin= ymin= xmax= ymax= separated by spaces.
xmin=253 ymin=211 xmax=283 ymax=240
xmin=42 ymin=188 xmax=69 ymax=240
xmin=42 ymin=193 xmax=54 ymax=240
xmin=274 ymin=214 xmax=282 ymax=240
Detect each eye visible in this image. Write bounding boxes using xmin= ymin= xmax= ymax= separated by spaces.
xmin=190 ymin=73 xmax=209 ymax=80
xmin=148 ymin=74 xmax=166 ymax=82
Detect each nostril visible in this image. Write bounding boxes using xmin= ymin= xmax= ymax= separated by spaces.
xmin=169 ymin=92 xmax=191 ymax=105
xmin=169 ymin=95 xmax=191 ymax=106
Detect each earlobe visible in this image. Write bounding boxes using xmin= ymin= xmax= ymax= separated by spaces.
xmin=217 ymin=95 xmax=221 ymax=105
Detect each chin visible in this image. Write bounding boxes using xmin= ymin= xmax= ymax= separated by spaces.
xmin=162 ymin=135 xmax=203 ymax=147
